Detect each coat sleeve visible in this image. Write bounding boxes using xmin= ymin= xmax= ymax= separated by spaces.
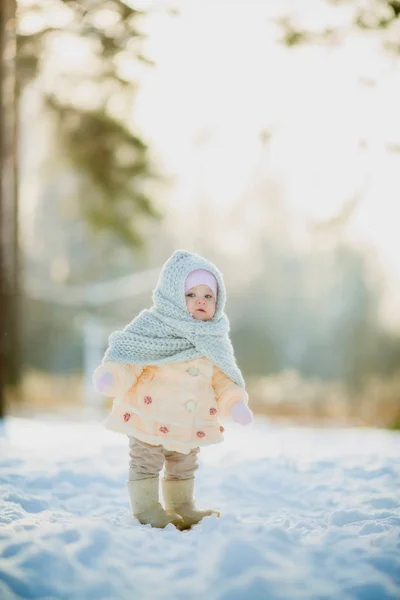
xmin=93 ymin=361 xmax=144 ymax=397
xmin=211 ymin=365 xmax=249 ymax=418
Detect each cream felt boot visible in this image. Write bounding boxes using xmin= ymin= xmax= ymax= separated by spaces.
xmin=162 ymin=477 xmax=220 ymax=529
xmin=127 ymin=478 xmax=183 ymax=529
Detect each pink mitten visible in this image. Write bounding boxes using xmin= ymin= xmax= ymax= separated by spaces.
xmin=229 ymin=401 xmax=253 ymax=425
xmin=96 ymin=371 xmax=115 ymax=393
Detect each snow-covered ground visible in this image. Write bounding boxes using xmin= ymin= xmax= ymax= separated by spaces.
xmin=0 ymin=415 xmax=399 ymax=600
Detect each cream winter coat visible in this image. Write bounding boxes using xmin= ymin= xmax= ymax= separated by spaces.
xmin=94 ymin=357 xmax=248 ymax=454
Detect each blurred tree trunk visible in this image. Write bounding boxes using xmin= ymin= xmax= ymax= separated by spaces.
xmin=0 ymin=0 xmax=19 ymax=419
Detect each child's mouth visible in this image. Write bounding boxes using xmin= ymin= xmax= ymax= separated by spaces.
xmin=196 ymin=309 xmax=206 ymax=313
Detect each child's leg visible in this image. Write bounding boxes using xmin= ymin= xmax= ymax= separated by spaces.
xmin=163 ymin=447 xmax=200 ymax=481
xmin=162 ymin=448 xmax=220 ymax=528
xmin=126 ymin=436 xmax=183 ymax=529
xmin=128 ymin=436 xmax=164 ymax=480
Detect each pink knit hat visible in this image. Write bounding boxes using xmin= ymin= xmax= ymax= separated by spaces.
xmin=184 ymin=269 xmax=218 ymax=297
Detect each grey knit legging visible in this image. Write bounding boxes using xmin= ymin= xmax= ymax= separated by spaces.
xmin=128 ymin=436 xmax=200 ymax=481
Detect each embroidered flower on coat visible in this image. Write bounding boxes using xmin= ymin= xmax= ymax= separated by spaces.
xmin=220 ymin=426 xmax=225 ymax=433
xmin=144 ymin=396 xmax=152 ymax=404
xmin=209 ymin=408 xmax=217 ymax=415
xmin=123 ymin=413 xmax=131 ymax=422
xmin=160 ymin=426 xmax=169 ymax=434
xmin=187 ymin=367 xmax=200 ymax=376
xmin=185 ymin=400 xmax=196 ymax=412
xmin=196 ymin=431 xmax=206 ymax=438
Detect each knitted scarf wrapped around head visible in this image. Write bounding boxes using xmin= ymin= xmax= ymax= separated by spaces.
xmin=103 ymin=249 xmax=245 ymax=388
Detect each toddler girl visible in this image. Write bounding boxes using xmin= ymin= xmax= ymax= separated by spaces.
xmin=93 ymin=249 xmax=253 ymax=530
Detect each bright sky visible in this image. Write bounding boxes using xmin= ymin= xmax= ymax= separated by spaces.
xmin=132 ymin=0 xmax=400 ymax=329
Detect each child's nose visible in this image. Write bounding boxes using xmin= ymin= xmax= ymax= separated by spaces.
xmin=197 ymin=299 xmax=206 ymax=305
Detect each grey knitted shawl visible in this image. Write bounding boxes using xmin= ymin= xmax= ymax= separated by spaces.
xmin=103 ymin=249 xmax=245 ymax=388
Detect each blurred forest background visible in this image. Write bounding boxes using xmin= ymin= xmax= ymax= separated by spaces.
xmin=1 ymin=0 xmax=400 ymax=427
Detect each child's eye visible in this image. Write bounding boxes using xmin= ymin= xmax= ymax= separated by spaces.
xmin=186 ymin=293 xmax=195 ymax=298
xmin=205 ymin=295 xmax=213 ymax=299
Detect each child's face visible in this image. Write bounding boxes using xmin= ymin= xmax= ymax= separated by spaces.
xmin=185 ymin=284 xmax=216 ymax=321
